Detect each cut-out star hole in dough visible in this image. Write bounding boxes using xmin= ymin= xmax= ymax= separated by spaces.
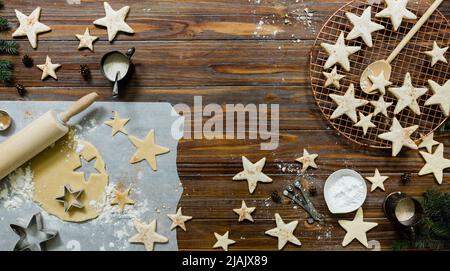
xmin=424 ymin=41 xmax=448 ymax=67
xmin=233 ymin=200 xmax=256 ymax=222
xmin=37 ymin=56 xmax=61 ymax=81
xmin=419 ymin=143 xmax=450 ymax=185
xmin=129 ymin=129 xmax=170 ymax=171
xmin=265 ymin=213 xmax=301 ymax=250
xmin=365 ymin=169 xmax=389 ymax=192
xmin=104 ymin=111 xmax=129 ymax=136
xmin=167 ymin=207 xmax=192 ymax=231
xmin=378 ymin=117 xmax=418 ymax=157
xmin=213 ymin=231 xmax=236 ymax=251
xmin=425 ymin=79 xmax=450 ymax=117
xmin=76 ymin=28 xmax=99 ymax=52
xmin=12 ymin=7 xmax=51 ymax=49
xmin=129 ymin=219 xmax=169 ymax=251
xmin=375 ymin=0 xmax=417 ymax=32
xmin=323 ymin=66 xmax=345 ymax=89
xmin=418 ymin=133 xmax=439 ymax=153
xmin=232 ymin=156 xmax=272 ymax=194
xmin=388 ymin=72 xmax=427 ymax=115
xmin=321 ymin=32 xmax=361 ymax=72
xmin=345 ymin=7 xmax=384 ymax=47
xmin=93 ymin=2 xmax=134 ymax=42
xmin=75 ymin=156 xmax=100 ymax=182
xmin=329 ymin=83 xmax=368 ymax=123
xmin=338 ymin=208 xmax=378 ymax=248
xmin=370 ymin=95 xmax=393 ymax=117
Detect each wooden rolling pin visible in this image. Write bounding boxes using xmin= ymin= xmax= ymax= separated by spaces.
xmin=0 ymin=92 xmax=99 ymax=180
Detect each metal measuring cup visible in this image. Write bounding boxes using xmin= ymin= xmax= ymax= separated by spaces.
xmin=383 ymin=192 xmax=424 ymax=236
xmin=100 ymin=47 xmax=135 ymax=97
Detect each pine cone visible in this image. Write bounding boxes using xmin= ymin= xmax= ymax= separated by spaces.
xmin=80 ymin=64 xmax=91 ymax=80
xmin=400 ymin=173 xmax=411 ymax=185
xmin=270 ymin=191 xmax=281 ymax=203
xmin=22 ymin=54 xmax=33 ymax=67
xmin=15 ymin=84 xmax=26 ymax=96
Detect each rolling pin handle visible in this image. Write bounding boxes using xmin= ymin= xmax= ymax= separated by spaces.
xmin=59 ymin=92 xmax=99 ymax=123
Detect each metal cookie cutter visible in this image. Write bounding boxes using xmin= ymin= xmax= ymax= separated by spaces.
xmin=283 ymin=179 xmax=323 ymax=224
xmin=0 ymin=110 xmax=12 ymax=131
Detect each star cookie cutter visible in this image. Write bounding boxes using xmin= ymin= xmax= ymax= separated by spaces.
xmin=10 ymin=212 xmax=58 ymax=251
xmin=283 ymin=179 xmax=323 ymax=224
xmin=55 ymin=184 xmax=85 ymax=213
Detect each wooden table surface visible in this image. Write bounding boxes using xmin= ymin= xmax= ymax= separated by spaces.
xmin=0 ymin=0 xmax=449 ymax=251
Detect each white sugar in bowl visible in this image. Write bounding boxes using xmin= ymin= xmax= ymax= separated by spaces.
xmin=324 ymin=169 xmax=367 ymax=214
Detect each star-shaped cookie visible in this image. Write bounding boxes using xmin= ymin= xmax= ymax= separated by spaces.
xmin=375 ymin=0 xmax=417 ymax=31
xmin=418 ymin=132 xmax=439 ymax=153
xmin=129 ymin=219 xmax=168 ymax=251
xmin=425 ymin=79 xmax=450 ymax=117
xmin=232 ymin=156 xmax=272 ymax=194
xmin=368 ymin=71 xmax=392 ymax=95
xmin=37 ymin=56 xmax=61 ymax=80
xmin=323 ymin=66 xmax=345 ymax=89
xmin=129 ymin=129 xmax=170 ymax=171
xmin=110 ymin=184 xmax=134 ymax=212
xmin=213 ymin=231 xmax=235 ymax=251
xmin=424 ymin=41 xmax=448 ymax=67
xmin=388 ymin=72 xmax=427 ymax=115
xmin=12 ymin=7 xmax=51 ymax=49
xmin=233 ymin=200 xmax=256 ymax=222
xmin=338 ymin=208 xmax=378 ymax=248
xmin=55 ymin=184 xmax=84 ymax=213
xmin=321 ymin=32 xmax=361 ymax=72
xmin=265 ymin=213 xmax=301 ymax=250
xmin=354 ymin=112 xmax=376 ymax=135
xmin=378 ymin=117 xmax=418 ymax=156
xmin=295 ymin=149 xmax=318 ymax=172
xmin=104 ymin=111 xmax=129 ymax=136
xmin=167 ymin=207 xmax=192 ymax=231
xmin=365 ymin=169 xmax=389 ymax=192
xmin=370 ymin=95 xmax=393 ymax=117
xmin=76 ymin=28 xmax=99 ymax=51
xmin=345 ymin=7 xmax=384 ymax=47
xmin=93 ymin=2 xmax=134 ymax=42
xmin=329 ymin=84 xmax=368 ymax=123
xmin=418 ymin=143 xmax=450 ymax=185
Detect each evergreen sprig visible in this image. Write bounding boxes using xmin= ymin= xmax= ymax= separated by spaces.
xmin=0 ymin=59 xmax=12 ymax=82
xmin=394 ymin=190 xmax=450 ymax=250
xmin=0 ymin=16 xmax=8 ymax=31
xmin=0 ymin=40 xmax=18 ymax=55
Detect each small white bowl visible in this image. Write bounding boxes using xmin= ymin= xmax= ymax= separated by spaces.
xmin=324 ymin=169 xmax=367 ymax=214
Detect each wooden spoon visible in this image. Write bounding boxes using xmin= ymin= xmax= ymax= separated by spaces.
xmin=360 ymin=0 xmax=444 ymax=94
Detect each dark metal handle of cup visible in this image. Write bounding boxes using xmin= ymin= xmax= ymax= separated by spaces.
xmin=126 ymin=47 xmax=135 ymax=59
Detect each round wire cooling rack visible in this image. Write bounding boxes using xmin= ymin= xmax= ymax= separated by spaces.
xmin=310 ymin=0 xmax=450 ymax=149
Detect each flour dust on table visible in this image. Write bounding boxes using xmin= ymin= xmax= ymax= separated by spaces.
xmin=0 ymin=101 xmax=184 ymax=251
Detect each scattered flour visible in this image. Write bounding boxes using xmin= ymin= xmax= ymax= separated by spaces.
xmin=0 ymin=166 xmax=34 ymax=209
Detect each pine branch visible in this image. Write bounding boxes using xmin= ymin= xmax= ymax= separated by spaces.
xmin=0 ymin=59 xmax=12 ymax=83
xmin=0 ymin=40 xmax=18 ymax=55
xmin=0 ymin=16 xmax=9 ymax=31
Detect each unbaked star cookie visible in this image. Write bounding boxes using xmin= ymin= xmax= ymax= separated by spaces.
xmin=329 ymin=84 xmax=368 ymax=123
xmin=424 ymin=41 xmax=448 ymax=67
xmin=338 ymin=208 xmax=378 ymax=248
xmin=295 ymin=149 xmax=318 ymax=172
xmin=233 ymin=200 xmax=256 ymax=222
xmin=375 ymin=0 xmax=417 ymax=31
xmin=265 ymin=213 xmax=301 ymax=250
xmin=388 ymin=72 xmax=427 ymax=115
xmin=345 ymin=7 xmax=384 ymax=47
xmin=213 ymin=231 xmax=235 ymax=251
xmin=378 ymin=117 xmax=418 ymax=156
xmin=233 ymin=157 xmax=272 ymax=194
xmin=36 ymin=56 xmax=61 ymax=80
xmin=129 ymin=219 xmax=168 ymax=251
xmin=93 ymin=2 xmax=134 ymax=42
xmin=425 ymin=79 xmax=450 ymax=117
xmin=129 ymin=129 xmax=170 ymax=171
xmin=76 ymin=28 xmax=99 ymax=52
xmin=419 ymin=143 xmax=450 ymax=185
xmin=368 ymin=71 xmax=392 ymax=95
xmin=370 ymin=96 xmax=393 ymax=117
xmin=365 ymin=169 xmax=389 ymax=192
xmin=12 ymin=7 xmax=51 ymax=49
xmin=354 ymin=112 xmax=376 ymax=135
xmin=323 ymin=66 xmax=345 ymax=89
xmin=418 ymin=133 xmax=439 ymax=153
xmin=104 ymin=111 xmax=129 ymax=136
xmin=321 ymin=32 xmax=361 ymax=72
xmin=167 ymin=207 xmax=192 ymax=231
